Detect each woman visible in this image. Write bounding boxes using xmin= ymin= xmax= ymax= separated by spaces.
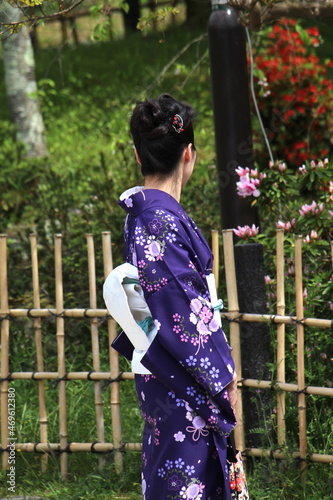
xmin=105 ymin=94 xmax=237 ymax=500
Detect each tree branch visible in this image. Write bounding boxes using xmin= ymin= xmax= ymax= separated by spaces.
xmin=0 ymin=0 xmax=87 ymax=28
xmin=264 ymin=1 xmax=333 ymax=21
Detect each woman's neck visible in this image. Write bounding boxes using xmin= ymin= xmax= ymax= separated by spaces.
xmin=144 ymin=172 xmax=182 ymax=203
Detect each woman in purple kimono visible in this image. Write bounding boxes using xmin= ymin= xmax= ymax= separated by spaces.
xmin=105 ymin=94 xmax=238 ymax=500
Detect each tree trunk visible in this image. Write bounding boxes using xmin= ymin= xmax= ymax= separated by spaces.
xmin=0 ymin=1 xmax=47 ymax=157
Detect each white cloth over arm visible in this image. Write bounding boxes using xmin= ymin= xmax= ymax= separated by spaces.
xmin=103 ymin=262 xmax=157 ymax=374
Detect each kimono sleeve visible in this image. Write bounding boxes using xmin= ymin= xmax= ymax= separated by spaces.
xmin=132 ymin=210 xmax=235 ymax=402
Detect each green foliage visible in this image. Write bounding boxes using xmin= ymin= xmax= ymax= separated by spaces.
xmin=0 ymin=18 xmax=333 ymax=499
xmin=251 ymin=18 xmax=333 ymax=165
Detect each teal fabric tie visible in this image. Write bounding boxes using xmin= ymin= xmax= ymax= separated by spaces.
xmin=214 ymin=299 xmax=224 ymax=311
xmin=123 ymin=277 xmax=140 ymax=285
xmin=138 ymin=316 xmax=155 ymax=335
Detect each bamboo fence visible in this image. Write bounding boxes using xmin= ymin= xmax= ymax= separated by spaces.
xmin=0 ymin=230 xmax=332 ymax=479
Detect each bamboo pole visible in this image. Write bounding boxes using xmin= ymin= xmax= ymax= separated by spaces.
xmin=211 ymin=230 xmax=219 ymax=291
xmin=276 ymin=229 xmax=286 ymax=445
xmin=2 ymin=371 xmax=332 ymax=397
xmin=295 ymin=235 xmax=307 ymax=476
xmin=219 ymin=313 xmax=332 ymax=329
xmin=15 ymin=442 xmax=142 ymax=453
xmin=222 ymin=230 xmax=245 ymax=452
xmin=102 ymin=231 xmax=123 ymax=473
xmin=0 ymin=235 xmax=10 ymax=469
xmin=54 ymin=235 xmax=68 ymax=479
xmin=4 ymin=309 xmax=332 ymax=328
xmin=8 ymin=371 xmax=134 ymax=381
xmin=11 ymin=442 xmax=333 ymax=464
xmin=86 ymin=234 xmax=105 ymax=468
xmin=30 ymin=234 xmax=48 ymax=471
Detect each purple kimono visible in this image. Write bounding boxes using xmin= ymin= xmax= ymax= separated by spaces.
xmin=115 ymin=187 xmax=237 ymax=500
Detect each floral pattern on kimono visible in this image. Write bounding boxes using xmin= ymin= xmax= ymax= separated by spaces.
xmin=117 ymin=187 xmax=237 ymax=500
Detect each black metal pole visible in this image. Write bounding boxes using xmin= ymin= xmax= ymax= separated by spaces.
xmin=208 ymin=0 xmax=258 ymax=229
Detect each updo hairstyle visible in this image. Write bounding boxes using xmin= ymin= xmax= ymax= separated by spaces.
xmin=130 ymin=93 xmax=196 ymax=177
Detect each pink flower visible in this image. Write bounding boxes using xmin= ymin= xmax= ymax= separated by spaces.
xmin=235 ymin=166 xmax=250 ymax=177
xmin=299 ymin=165 xmax=307 ymax=174
xmin=276 ymin=218 xmax=295 ymax=231
xmin=264 ymin=275 xmax=272 ymax=284
xmin=236 ymin=174 xmax=261 ymax=197
xmin=328 ymin=210 xmax=333 ymax=219
xmin=303 ymin=288 xmax=307 ymax=299
xmin=199 ymin=306 xmax=213 ymax=324
xmin=233 ymin=224 xmax=259 ymax=239
xmin=174 ymin=431 xmax=185 ymax=442
xmin=299 ymin=201 xmax=323 ymax=216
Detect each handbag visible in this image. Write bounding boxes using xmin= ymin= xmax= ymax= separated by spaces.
xmin=227 ymin=435 xmax=250 ymax=500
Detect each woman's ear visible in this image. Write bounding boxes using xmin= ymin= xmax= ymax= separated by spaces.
xmin=134 ymin=147 xmax=141 ymax=165
xmin=184 ymin=143 xmax=194 ymax=163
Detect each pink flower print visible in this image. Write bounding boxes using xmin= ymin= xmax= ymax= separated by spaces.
xmin=168 ymin=474 xmax=183 ymax=491
xmin=160 ymin=277 xmax=168 ymax=286
xmin=180 ymin=333 xmax=189 ymax=342
xmin=137 ymin=260 xmax=146 ymax=269
xmin=186 ymin=416 xmax=209 ymax=441
xmin=148 ymin=218 xmax=163 ymax=234
xmin=186 ymin=483 xmax=200 ymax=498
xmin=188 ymin=260 xmax=195 ymax=270
xmin=173 ymin=324 xmax=182 ymax=334
xmin=173 ymin=313 xmax=181 ymax=322
xmin=144 ymin=236 xmax=165 ymax=261
xmin=180 ymin=481 xmax=205 ymax=500
xmin=208 ymin=317 xmax=219 ymax=332
xmin=190 ymin=298 xmax=202 ymax=315
xmin=197 ymin=319 xmax=209 ymax=335
xmin=199 ymin=306 xmax=213 ymax=324
xmin=174 ymin=431 xmax=185 ymax=442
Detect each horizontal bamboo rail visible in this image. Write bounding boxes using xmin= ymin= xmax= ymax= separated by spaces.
xmin=7 ymin=443 xmax=333 ymax=465
xmin=1 ymin=309 xmax=331 ymax=328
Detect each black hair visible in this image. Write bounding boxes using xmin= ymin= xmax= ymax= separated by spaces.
xmin=130 ymin=93 xmax=196 ymax=177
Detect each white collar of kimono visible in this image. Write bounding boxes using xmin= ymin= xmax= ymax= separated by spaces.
xmin=119 ymin=186 xmax=144 ymax=201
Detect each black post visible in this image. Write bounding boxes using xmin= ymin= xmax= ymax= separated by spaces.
xmin=208 ymin=0 xmax=273 ymax=449
xmin=208 ymin=0 xmax=258 ymax=230
xmin=234 ymin=244 xmax=273 ymax=448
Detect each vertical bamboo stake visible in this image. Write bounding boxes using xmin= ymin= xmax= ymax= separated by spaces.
xmin=276 ymin=229 xmax=286 ymax=445
xmin=30 ymin=234 xmax=48 ymax=471
xmin=54 ymin=235 xmax=68 ymax=479
xmin=86 ymin=234 xmax=105 ymax=468
xmin=295 ymin=235 xmax=307 ymax=476
xmin=102 ymin=232 xmax=123 ymax=473
xmin=0 ymin=235 xmax=9 ymax=469
xmin=211 ymin=230 xmax=219 ymax=291
xmin=222 ymin=230 xmax=245 ymax=452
